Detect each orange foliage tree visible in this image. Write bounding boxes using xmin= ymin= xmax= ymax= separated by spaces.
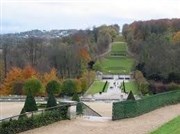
xmin=80 ymin=48 xmax=91 ymax=62
xmin=41 ymin=68 xmax=59 ymax=86
xmin=0 ymin=66 xmax=38 ymax=95
xmin=173 ymin=31 xmax=180 ymax=44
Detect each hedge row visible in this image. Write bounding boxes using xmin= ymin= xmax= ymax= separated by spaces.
xmin=0 ymin=106 xmax=68 ymax=134
xmin=112 ymin=90 xmax=180 ymax=120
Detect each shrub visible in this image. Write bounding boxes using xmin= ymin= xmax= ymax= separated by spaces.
xmin=47 ymin=93 xmax=57 ymax=108
xmin=62 ymin=79 xmax=76 ymax=96
xmin=46 ymin=80 xmax=61 ymax=95
xmin=24 ymin=94 xmax=38 ymax=112
xmin=72 ymin=93 xmax=80 ymax=102
xmin=0 ymin=106 xmax=69 ymax=134
xmin=23 ymin=78 xmax=42 ymax=112
xmin=46 ymin=80 xmax=61 ymax=108
xmin=113 ymin=90 xmax=180 ymax=120
xmin=23 ymin=78 xmax=42 ymax=96
xmin=127 ymin=91 xmax=135 ymax=100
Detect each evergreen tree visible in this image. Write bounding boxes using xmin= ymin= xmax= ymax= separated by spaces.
xmin=22 ymin=78 xmax=42 ymax=112
xmin=46 ymin=80 xmax=60 ymax=108
xmin=127 ymin=90 xmax=135 ymax=100
xmin=47 ymin=93 xmax=57 ymax=108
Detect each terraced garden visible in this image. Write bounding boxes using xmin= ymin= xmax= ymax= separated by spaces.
xmin=96 ymin=42 xmax=135 ymax=74
xmin=85 ymin=80 xmax=109 ymax=95
xmin=124 ymin=81 xmax=139 ymax=94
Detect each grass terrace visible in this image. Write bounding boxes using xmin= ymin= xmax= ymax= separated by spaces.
xmin=96 ymin=42 xmax=135 ymax=74
xmin=124 ymin=81 xmax=139 ymax=94
xmin=86 ymin=81 xmax=109 ymax=95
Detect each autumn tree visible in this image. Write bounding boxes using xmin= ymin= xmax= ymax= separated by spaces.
xmin=173 ymin=31 xmax=180 ymax=44
xmin=1 ymin=66 xmax=38 ymax=95
xmin=134 ymin=70 xmax=149 ymax=95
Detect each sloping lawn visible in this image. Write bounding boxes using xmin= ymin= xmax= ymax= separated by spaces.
xmin=86 ymin=81 xmax=106 ymax=95
xmin=151 ymin=116 xmax=180 ymax=134
xmin=100 ymin=57 xmax=134 ymax=74
xmin=124 ymin=81 xmax=139 ymax=94
xmin=96 ymin=42 xmax=135 ymax=74
xmin=111 ymin=42 xmax=127 ymax=52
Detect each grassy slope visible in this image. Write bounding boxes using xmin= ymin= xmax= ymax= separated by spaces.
xmin=98 ymin=42 xmax=135 ymax=74
xmin=124 ymin=81 xmax=139 ymax=94
xmin=151 ymin=116 xmax=180 ymax=134
xmin=86 ymin=81 xmax=106 ymax=95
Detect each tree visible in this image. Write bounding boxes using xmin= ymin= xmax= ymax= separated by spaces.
xmin=23 ymin=77 xmax=42 ymax=96
xmin=46 ymin=80 xmax=61 ymax=108
xmin=1 ymin=66 xmax=38 ymax=95
xmin=62 ymin=79 xmax=76 ymax=96
xmin=74 ymin=79 xmax=82 ymax=93
xmin=173 ymin=31 xmax=180 ymax=44
xmin=23 ymin=78 xmax=42 ymax=112
xmin=42 ymin=68 xmax=59 ymax=86
xmin=121 ymin=80 xmax=126 ymax=93
xmin=1 ymin=67 xmax=22 ymax=95
xmin=72 ymin=92 xmax=80 ymax=102
xmin=46 ymin=80 xmax=61 ymax=95
xmin=12 ymin=81 xmax=24 ymax=95
xmin=46 ymin=93 xmax=57 ymax=108
xmin=134 ymin=70 xmax=149 ymax=95
xmin=127 ymin=91 xmax=135 ymax=100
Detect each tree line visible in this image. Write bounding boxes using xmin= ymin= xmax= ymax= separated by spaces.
xmin=0 ymin=24 xmax=119 ymax=78
xmin=0 ymin=24 xmax=120 ymax=94
xmin=122 ymin=19 xmax=180 ymax=83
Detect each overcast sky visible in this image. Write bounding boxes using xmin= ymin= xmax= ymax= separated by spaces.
xmin=0 ymin=0 xmax=180 ymax=34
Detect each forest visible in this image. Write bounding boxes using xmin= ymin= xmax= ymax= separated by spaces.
xmin=0 ymin=24 xmax=120 ymax=95
xmin=122 ymin=19 xmax=180 ymax=84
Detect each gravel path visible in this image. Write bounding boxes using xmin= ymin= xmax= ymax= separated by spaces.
xmin=20 ymin=103 xmax=180 ymax=134
xmin=0 ymin=102 xmax=24 ymax=120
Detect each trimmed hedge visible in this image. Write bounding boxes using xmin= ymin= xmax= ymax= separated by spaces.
xmin=0 ymin=106 xmax=68 ymax=134
xmin=112 ymin=90 xmax=180 ymax=120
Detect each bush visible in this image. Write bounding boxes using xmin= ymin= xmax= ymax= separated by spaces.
xmin=24 ymin=94 xmax=38 ymax=112
xmin=0 ymin=106 xmax=69 ymax=134
xmin=72 ymin=93 xmax=80 ymax=102
xmin=127 ymin=91 xmax=135 ymax=100
xmin=47 ymin=93 xmax=57 ymax=108
xmin=113 ymin=90 xmax=180 ymax=120
xmin=23 ymin=78 xmax=42 ymax=96
xmin=76 ymin=102 xmax=83 ymax=115
xmin=46 ymin=80 xmax=61 ymax=95
xmin=62 ymin=79 xmax=76 ymax=96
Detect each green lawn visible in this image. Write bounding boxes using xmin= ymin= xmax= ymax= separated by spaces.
xmin=151 ymin=116 xmax=180 ymax=134
xmin=86 ymin=81 xmax=109 ymax=95
xmin=96 ymin=42 xmax=135 ymax=74
xmin=99 ymin=57 xmax=134 ymax=74
xmin=111 ymin=42 xmax=127 ymax=52
xmin=124 ymin=81 xmax=139 ymax=94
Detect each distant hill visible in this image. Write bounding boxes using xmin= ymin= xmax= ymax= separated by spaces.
xmin=0 ymin=29 xmax=78 ymax=39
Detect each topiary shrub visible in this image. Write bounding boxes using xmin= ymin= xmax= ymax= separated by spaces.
xmin=22 ymin=78 xmax=42 ymax=112
xmin=46 ymin=80 xmax=61 ymax=95
xmin=72 ymin=93 xmax=80 ymax=102
xmin=24 ymin=94 xmax=38 ymax=112
xmin=62 ymin=79 xmax=76 ymax=96
xmin=46 ymin=80 xmax=61 ymax=108
xmin=127 ymin=90 xmax=135 ymax=100
xmin=47 ymin=93 xmax=57 ymax=108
